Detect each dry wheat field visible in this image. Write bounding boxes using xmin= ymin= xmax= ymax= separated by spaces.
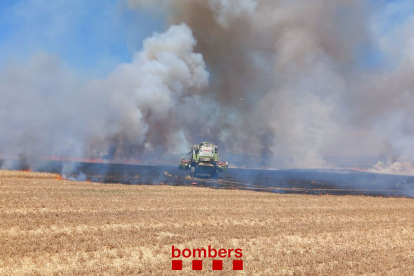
xmin=0 ymin=169 xmax=413 ymax=275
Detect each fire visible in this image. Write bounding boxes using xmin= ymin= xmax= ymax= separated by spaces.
xmin=56 ymin=175 xmax=63 ymax=180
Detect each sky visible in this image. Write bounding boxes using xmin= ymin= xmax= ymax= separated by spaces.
xmin=0 ymin=0 xmax=164 ymax=79
xmin=0 ymin=0 xmax=412 ymax=79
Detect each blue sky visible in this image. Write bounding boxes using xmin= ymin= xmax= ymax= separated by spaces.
xmin=0 ymin=0 xmax=412 ymax=78
xmin=0 ymin=0 xmax=164 ymax=78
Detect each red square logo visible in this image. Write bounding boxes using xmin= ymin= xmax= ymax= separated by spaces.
xmin=212 ymin=260 xmax=223 ymax=270
xmin=233 ymin=260 xmax=243 ymax=270
xmin=192 ymin=260 xmax=203 ymax=270
xmin=172 ymin=260 xmax=182 ymax=270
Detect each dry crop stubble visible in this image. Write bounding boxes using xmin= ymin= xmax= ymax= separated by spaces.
xmin=0 ymin=170 xmax=413 ymax=275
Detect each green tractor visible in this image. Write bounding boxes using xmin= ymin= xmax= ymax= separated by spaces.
xmin=179 ymin=141 xmax=228 ymax=179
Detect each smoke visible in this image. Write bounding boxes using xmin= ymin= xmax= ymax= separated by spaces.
xmin=0 ymin=53 xmax=85 ymax=158
xmin=369 ymin=161 xmax=414 ymax=175
xmin=125 ymin=0 xmax=371 ymax=167
xmin=0 ymin=23 xmax=208 ymax=163
xmin=123 ymin=0 xmax=414 ymax=171
xmin=1 ymin=0 xmax=414 ymax=171
xmin=127 ymin=0 xmax=258 ymax=28
xmin=82 ymin=23 xmax=208 ymax=158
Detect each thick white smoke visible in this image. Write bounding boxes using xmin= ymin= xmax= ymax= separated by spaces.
xmin=0 ymin=23 xmax=208 ymax=163
xmin=369 ymin=161 xmax=414 ymax=175
xmin=83 ymin=23 xmax=208 ymax=158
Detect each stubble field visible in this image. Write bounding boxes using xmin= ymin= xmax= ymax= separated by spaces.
xmin=0 ymin=170 xmax=413 ymax=275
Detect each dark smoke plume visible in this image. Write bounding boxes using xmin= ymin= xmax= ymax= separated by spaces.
xmin=125 ymin=0 xmax=414 ymax=171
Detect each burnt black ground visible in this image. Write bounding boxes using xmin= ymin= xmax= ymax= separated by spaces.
xmin=7 ymin=160 xmax=412 ymax=198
